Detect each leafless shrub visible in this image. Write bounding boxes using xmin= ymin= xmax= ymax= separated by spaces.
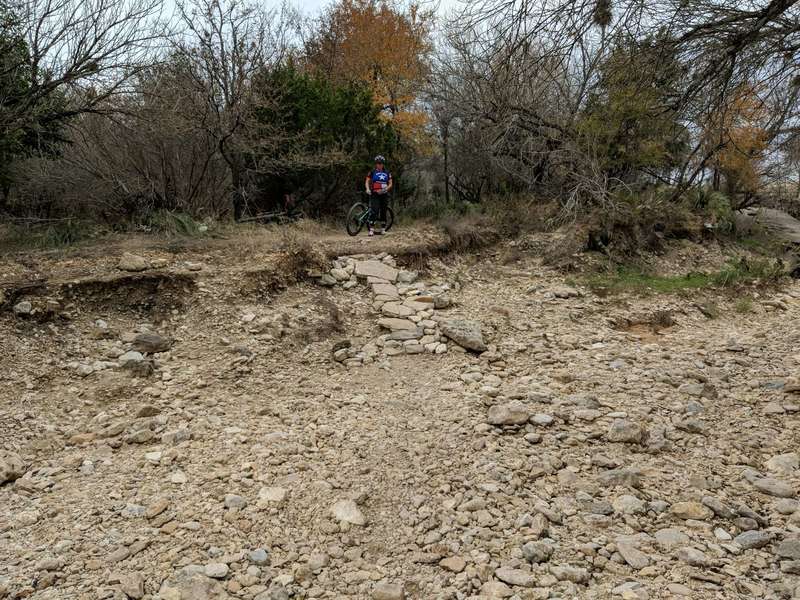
xmin=429 ymin=0 xmax=800 ymax=219
xmin=274 ymin=228 xmax=327 ymax=281
xmin=440 ymin=213 xmax=498 ymax=253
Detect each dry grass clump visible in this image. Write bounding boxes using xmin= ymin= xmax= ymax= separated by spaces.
xmin=440 ymin=213 xmax=498 ymax=253
xmin=275 ymin=228 xmax=328 ymax=282
xmin=296 ymin=294 xmax=347 ymax=344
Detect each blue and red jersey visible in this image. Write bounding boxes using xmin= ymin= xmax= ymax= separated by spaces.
xmin=368 ymin=168 xmax=391 ymax=193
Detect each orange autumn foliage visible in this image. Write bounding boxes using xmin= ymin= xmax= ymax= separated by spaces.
xmin=704 ymin=84 xmax=769 ymax=194
xmin=304 ymin=0 xmax=433 ymax=152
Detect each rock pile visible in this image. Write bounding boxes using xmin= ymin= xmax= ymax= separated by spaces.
xmin=67 ymin=327 xmax=172 ymax=377
xmin=324 ymin=253 xmax=488 ymax=366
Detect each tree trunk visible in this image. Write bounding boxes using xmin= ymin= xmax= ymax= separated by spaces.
xmin=231 ymin=165 xmax=244 ymax=221
xmin=443 ymin=124 xmax=450 ymax=206
xmin=0 ymin=183 xmax=9 ymax=215
xmin=796 ymin=168 xmax=800 ymax=200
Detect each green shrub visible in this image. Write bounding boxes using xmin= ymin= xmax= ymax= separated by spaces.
xmin=146 ymin=211 xmax=208 ymax=237
xmin=0 ymin=218 xmax=96 ymax=250
xmin=687 ymin=188 xmax=735 ymax=235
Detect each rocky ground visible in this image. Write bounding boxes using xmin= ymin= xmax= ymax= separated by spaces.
xmin=1 ymin=227 xmax=800 ymax=600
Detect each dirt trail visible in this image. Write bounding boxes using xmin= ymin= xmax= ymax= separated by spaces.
xmin=2 ymin=229 xmax=800 ymax=600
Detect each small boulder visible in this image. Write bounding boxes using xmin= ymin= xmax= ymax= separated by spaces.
xmin=752 ymin=477 xmax=795 ymax=498
xmin=487 ymin=401 xmax=530 ymax=426
xmin=522 ymin=541 xmax=554 ymax=564
xmin=734 ymin=530 xmax=773 ymax=550
xmin=606 ymin=419 xmax=646 ymax=444
xmin=0 ymin=452 xmax=25 ymax=484
xmin=776 ymin=539 xmax=800 ymax=560
xmin=119 ymin=572 xmax=145 ymax=599
xmin=132 ymin=332 xmax=172 ymax=353
xmin=158 ymin=567 xmax=229 ymax=599
xmin=373 ymin=582 xmax=405 ymax=600
xmin=440 ymin=319 xmax=487 ymax=352
xmin=118 ymin=253 xmax=149 ymax=272
xmin=439 ymin=556 xmax=466 ymax=573
xmin=204 ymin=563 xmax=229 ymax=579
xmin=670 ymin=501 xmax=713 ymax=521
xmin=330 ymin=499 xmax=366 ymax=526
xmin=13 ymin=301 xmax=32 ymax=316
xmin=495 ymin=567 xmax=536 ymax=588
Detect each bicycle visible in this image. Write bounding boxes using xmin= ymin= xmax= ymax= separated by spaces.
xmin=239 ymin=193 xmax=306 ymax=225
xmin=345 ymin=193 xmax=394 ymax=236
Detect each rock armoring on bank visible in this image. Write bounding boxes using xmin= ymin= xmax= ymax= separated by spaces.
xmin=317 ymin=253 xmax=488 ymax=366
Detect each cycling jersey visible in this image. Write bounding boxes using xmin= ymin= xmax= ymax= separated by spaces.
xmin=368 ymin=168 xmax=391 ymax=193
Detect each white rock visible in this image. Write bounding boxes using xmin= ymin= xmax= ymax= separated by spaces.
xmin=330 ymin=499 xmax=366 ymax=526
xmin=258 ymin=486 xmax=288 ymax=504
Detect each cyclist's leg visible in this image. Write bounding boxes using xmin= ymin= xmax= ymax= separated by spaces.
xmin=379 ymin=195 xmax=387 ymax=224
xmin=368 ymin=195 xmax=378 ymax=231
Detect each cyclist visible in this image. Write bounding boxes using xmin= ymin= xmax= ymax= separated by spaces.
xmin=364 ymin=155 xmax=393 ymax=236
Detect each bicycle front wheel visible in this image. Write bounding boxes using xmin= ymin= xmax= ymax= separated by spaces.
xmin=346 ymin=203 xmax=367 ymax=236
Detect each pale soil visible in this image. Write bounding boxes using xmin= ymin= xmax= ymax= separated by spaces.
xmin=1 ymin=225 xmax=800 ymax=600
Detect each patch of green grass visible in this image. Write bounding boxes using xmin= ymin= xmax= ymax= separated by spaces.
xmin=584 ymin=257 xmax=785 ymax=296
xmin=584 ymin=267 xmax=714 ymax=294
xmin=734 ymin=297 xmax=754 ymax=313
xmin=0 ymin=219 xmax=100 ymax=251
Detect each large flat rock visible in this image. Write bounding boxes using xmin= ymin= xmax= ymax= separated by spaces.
xmin=378 ymin=318 xmax=418 ymax=331
xmin=355 ymin=260 xmax=399 ymax=282
xmin=381 ymin=302 xmax=415 ymax=318
xmin=372 ymin=283 xmax=400 ymax=298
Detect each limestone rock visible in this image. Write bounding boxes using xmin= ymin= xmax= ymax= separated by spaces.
xmin=495 ymin=567 xmax=536 ymax=588
xmin=132 ymin=332 xmax=172 ymax=353
xmin=480 ymin=581 xmax=513 ymax=598
xmin=487 ymin=401 xmax=530 ymax=426
xmin=119 ymin=572 xmax=145 ymax=599
xmin=330 ymin=499 xmax=366 ymax=526
xmin=355 ymin=260 xmax=399 ymax=282
xmin=670 ymin=501 xmax=713 ymax=520
xmin=676 ymin=547 xmax=710 ymax=567
xmin=13 ymin=301 xmax=32 ymax=316
xmin=776 ymin=539 xmax=800 ymax=560
xmin=158 ymin=567 xmax=230 ymax=600
xmin=258 ymin=487 xmax=288 ymax=504
xmin=378 ymin=318 xmax=417 ymax=332
xmin=617 ymin=542 xmax=650 ymax=570
xmin=439 ymin=556 xmax=466 ymax=573
xmin=606 ymin=419 xmax=646 ymax=444
xmin=118 ymin=253 xmax=149 ymax=272
xmin=0 ymin=452 xmax=25 ymax=484
xmin=752 ymin=477 xmax=795 ymax=498
xmin=655 ymin=528 xmax=689 ymax=551
xmin=440 ymin=319 xmax=487 ymax=352
xmin=372 ymin=582 xmax=405 ymax=600
xmin=734 ymin=530 xmax=773 ymax=550
xmin=204 ymin=563 xmax=229 ymax=579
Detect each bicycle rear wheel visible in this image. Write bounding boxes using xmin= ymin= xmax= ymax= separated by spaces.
xmin=346 ymin=202 xmax=367 ymax=236
xmin=383 ymin=206 xmax=395 ymax=232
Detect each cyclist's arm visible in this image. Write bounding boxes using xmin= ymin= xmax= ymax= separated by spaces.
xmin=386 ymin=175 xmax=393 ymax=194
xmin=365 ymin=175 xmax=372 ymax=194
